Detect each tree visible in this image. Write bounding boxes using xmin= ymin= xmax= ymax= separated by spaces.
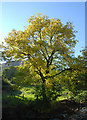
xmin=2 ymin=66 xmax=17 ymax=81
xmin=3 ymin=13 xmax=81 ymax=101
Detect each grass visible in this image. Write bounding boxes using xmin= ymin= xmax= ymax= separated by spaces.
xmin=2 ymin=79 xmax=87 ymax=120
xmin=2 ymin=79 xmax=87 ymax=109
xmin=56 ymin=89 xmax=73 ymax=101
xmin=3 ymin=85 xmax=73 ymax=109
xmin=15 ymin=86 xmax=35 ymax=101
xmin=2 ymin=85 xmax=36 ymax=107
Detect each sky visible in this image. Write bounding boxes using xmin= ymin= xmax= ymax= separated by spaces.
xmin=1 ymin=2 xmax=85 ymax=59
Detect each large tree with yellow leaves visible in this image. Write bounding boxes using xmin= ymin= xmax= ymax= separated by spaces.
xmin=3 ymin=13 xmax=84 ymax=101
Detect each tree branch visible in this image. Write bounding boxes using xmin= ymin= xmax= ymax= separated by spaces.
xmin=40 ymin=49 xmax=48 ymax=61
xmin=35 ymin=67 xmax=45 ymax=83
xmin=50 ymin=35 xmax=53 ymax=44
xmin=45 ymin=68 xmax=73 ymax=79
xmin=47 ymin=50 xmax=55 ymax=67
xmin=19 ymin=52 xmax=31 ymax=59
xmin=44 ymin=46 xmax=49 ymax=58
xmin=45 ymin=50 xmax=56 ymax=74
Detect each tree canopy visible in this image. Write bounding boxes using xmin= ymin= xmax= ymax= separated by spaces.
xmin=2 ymin=13 xmax=86 ymax=101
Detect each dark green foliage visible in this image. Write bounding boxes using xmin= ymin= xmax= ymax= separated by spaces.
xmin=2 ymin=66 xmax=17 ymax=81
xmin=34 ymin=81 xmax=62 ymax=102
xmin=2 ymin=79 xmax=14 ymax=91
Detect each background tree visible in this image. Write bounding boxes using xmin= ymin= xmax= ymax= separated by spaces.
xmin=2 ymin=66 xmax=17 ymax=81
xmin=3 ymin=13 xmax=83 ymax=101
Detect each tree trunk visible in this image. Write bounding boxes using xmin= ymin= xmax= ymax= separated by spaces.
xmin=38 ymin=69 xmax=48 ymax=101
xmin=42 ymin=82 xmax=47 ymax=102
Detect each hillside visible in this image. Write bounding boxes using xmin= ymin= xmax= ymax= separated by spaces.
xmin=1 ymin=61 xmax=24 ymax=71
